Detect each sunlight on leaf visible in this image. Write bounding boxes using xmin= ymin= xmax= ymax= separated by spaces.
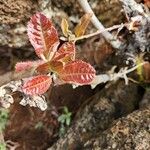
xmin=61 ymin=18 xmax=69 ymax=37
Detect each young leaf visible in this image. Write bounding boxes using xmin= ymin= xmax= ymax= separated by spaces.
xmin=48 ymin=61 xmax=64 ymax=72
xmin=66 ymin=117 xmax=71 ymax=126
xmin=15 ymin=61 xmax=34 ymax=72
xmin=36 ymin=62 xmax=51 ymax=74
xmin=58 ymin=42 xmax=75 ymax=55
xmin=15 ymin=60 xmax=43 ymax=72
xmin=53 ymin=42 xmax=75 ymax=62
xmin=27 ymin=13 xmax=59 ymax=59
xmin=58 ymin=60 xmax=96 ymax=85
xmin=22 ymin=75 xmax=52 ymax=95
xmin=61 ymin=18 xmax=69 ymax=37
xmin=36 ymin=60 xmax=63 ymax=73
xmin=74 ymin=13 xmax=92 ymax=37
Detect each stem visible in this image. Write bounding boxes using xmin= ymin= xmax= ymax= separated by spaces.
xmin=111 ymin=62 xmax=147 ymax=81
xmin=74 ymin=24 xmax=123 ymax=41
xmin=91 ymin=62 xmax=147 ymax=88
xmin=77 ymin=0 xmax=125 ymax=50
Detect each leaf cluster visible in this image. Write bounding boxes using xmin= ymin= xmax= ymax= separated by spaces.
xmin=15 ymin=13 xmax=96 ymax=96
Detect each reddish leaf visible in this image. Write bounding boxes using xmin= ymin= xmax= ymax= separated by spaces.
xmin=36 ymin=62 xmax=51 ymax=74
xmin=58 ymin=60 xmax=96 ymax=85
xmin=15 ymin=60 xmax=43 ymax=72
xmin=58 ymin=42 xmax=75 ymax=55
xmin=53 ymin=42 xmax=75 ymax=62
xmin=27 ymin=13 xmax=59 ymax=59
xmin=22 ymin=75 xmax=52 ymax=95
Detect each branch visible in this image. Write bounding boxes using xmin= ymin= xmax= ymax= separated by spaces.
xmin=77 ymin=0 xmax=125 ymax=50
xmin=74 ymin=24 xmax=124 ymax=41
xmin=90 ymin=62 xmax=147 ymax=89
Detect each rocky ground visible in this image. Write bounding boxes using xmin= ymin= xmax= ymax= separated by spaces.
xmin=0 ymin=0 xmax=149 ymax=149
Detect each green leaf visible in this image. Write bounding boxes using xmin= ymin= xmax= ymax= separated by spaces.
xmin=66 ymin=117 xmax=71 ymax=126
xmin=0 ymin=143 xmax=6 ymax=150
xmin=58 ymin=114 xmax=66 ymax=123
xmin=63 ymin=106 xmax=69 ymax=114
xmin=0 ymin=108 xmax=9 ymax=131
xmin=59 ymin=124 xmax=66 ymax=137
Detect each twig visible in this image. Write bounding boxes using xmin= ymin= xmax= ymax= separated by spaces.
xmin=111 ymin=62 xmax=147 ymax=81
xmin=77 ymin=0 xmax=125 ymax=50
xmin=91 ymin=62 xmax=147 ymax=88
xmin=74 ymin=24 xmax=123 ymax=41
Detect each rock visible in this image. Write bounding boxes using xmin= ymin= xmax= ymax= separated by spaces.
xmin=49 ymin=81 xmax=145 ymax=150
xmin=0 ymin=0 xmax=36 ymax=24
xmin=0 ymin=0 xmax=124 ymax=48
xmin=84 ymin=108 xmax=150 ymax=150
xmin=0 ymin=0 xmax=37 ymax=47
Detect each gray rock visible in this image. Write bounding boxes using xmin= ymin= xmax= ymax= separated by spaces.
xmin=84 ymin=108 xmax=150 ymax=150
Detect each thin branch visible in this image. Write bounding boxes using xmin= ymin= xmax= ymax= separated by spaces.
xmin=74 ymin=24 xmax=124 ymax=41
xmin=77 ymin=0 xmax=125 ymax=50
xmin=90 ymin=62 xmax=147 ymax=89
xmin=111 ymin=62 xmax=146 ymax=81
